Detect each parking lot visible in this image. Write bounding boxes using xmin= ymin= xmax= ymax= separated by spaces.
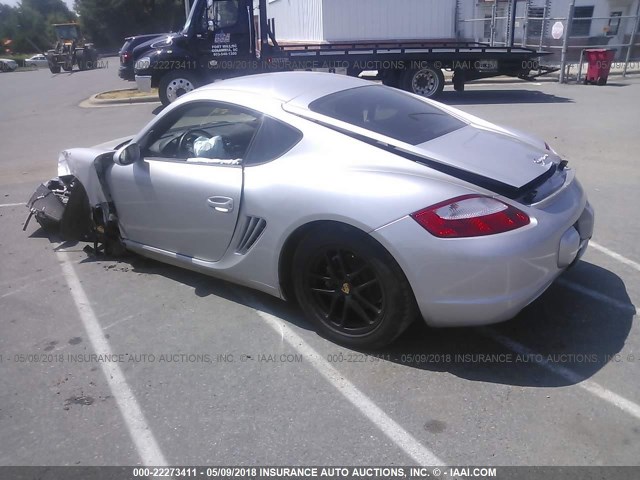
xmin=1 ymin=61 xmax=639 ymax=470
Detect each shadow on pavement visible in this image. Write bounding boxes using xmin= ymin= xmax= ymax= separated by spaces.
xmin=39 ymin=229 xmax=634 ymax=389
xmin=439 ymin=88 xmax=573 ymax=105
xmin=379 ymin=260 xmax=634 ymax=387
xmin=78 ymin=251 xmax=316 ymax=333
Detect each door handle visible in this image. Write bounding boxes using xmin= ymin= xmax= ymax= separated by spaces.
xmin=207 ymin=196 xmax=234 ymax=213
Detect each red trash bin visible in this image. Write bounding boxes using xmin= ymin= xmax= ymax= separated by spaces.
xmin=584 ymin=49 xmax=616 ymax=85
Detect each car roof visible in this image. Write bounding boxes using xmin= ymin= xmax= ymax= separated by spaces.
xmin=199 ymin=71 xmax=371 ymax=104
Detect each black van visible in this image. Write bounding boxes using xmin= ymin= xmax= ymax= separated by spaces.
xmin=118 ymin=34 xmax=167 ymax=81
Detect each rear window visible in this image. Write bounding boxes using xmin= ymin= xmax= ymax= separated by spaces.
xmin=309 ymin=85 xmax=465 ymax=145
xmin=119 ymin=39 xmax=133 ymax=55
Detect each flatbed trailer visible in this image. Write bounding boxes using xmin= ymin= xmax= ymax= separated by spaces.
xmin=134 ymin=0 xmax=552 ymax=105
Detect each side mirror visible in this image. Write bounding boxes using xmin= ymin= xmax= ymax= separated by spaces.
xmin=113 ymin=143 xmax=140 ymax=166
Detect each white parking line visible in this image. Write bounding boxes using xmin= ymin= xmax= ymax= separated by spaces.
xmin=484 ymin=329 xmax=640 ymax=421
xmin=0 ymin=202 xmax=25 ymax=208
xmin=556 ymin=278 xmax=636 ymax=313
xmin=590 ymin=241 xmax=640 ymax=273
xmin=57 ymin=251 xmax=169 ymax=466
xmin=247 ymin=300 xmax=445 ymax=467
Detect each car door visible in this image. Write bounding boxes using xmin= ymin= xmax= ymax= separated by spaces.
xmin=107 ymin=100 xmax=262 ymax=262
xmin=192 ymin=0 xmax=253 ymax=66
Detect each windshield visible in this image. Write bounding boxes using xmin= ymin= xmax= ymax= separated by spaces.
xmin=54 ymin=25 xmax=78 ymax=40
xmin=309 ymin=85 xmax=465 ymax=145
xmin=184 ymin=0 xmax=239 ymax=34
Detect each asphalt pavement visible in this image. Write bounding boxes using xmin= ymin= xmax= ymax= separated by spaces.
xmin=0 ymin=60 xmax=639 ymax=470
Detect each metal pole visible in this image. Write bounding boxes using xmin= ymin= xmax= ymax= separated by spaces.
xmin=559 ymin=0 xmax=575 ymax=83
xmin=259 ymin=0 xmax=269 ymax=49
xmin=509 ymin=0 xmax=518 ymax=47
xmin=490 ymin=0 xmax=497 ymax=47
xmin=623 ymin=0 xmax=640 ymax=77
xmin=522 ymin=0 xmax=529 ymax=47
xmin=538 ymin=1 xmax=548 ymax=52
xmin=185 ymin=0 xmax=191 ymax=20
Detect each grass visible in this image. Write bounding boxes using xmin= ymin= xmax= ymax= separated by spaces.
xmin=95 ymin=88 xmax=159 ymax=100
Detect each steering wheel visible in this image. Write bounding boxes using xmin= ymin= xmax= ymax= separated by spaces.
xmin=178 ymin=129 xmax=212 ymax=157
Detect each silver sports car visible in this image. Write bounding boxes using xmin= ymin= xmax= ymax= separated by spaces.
xmin=27 ymin=72 xmax=594 ymax=348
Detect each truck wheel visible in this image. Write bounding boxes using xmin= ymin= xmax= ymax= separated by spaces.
xmin=77 ymin=53 xmax=87 ymax=71
xmin=48 ymin=63 xmax=61 ymax=74
xmin=159 ymin=71 xmax=200 ymax=105
xmin=88 ymin=50 xmax=99 ymax=69
xmin=401 ymin=65 xmax=445 ymax=98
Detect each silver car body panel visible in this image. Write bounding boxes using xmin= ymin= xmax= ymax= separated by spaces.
xmin=55 ymin=72 xmax=593 ymax=326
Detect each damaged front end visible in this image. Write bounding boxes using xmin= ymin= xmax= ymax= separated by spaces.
xmin=24 ymin=146 xmax=127 ymax=256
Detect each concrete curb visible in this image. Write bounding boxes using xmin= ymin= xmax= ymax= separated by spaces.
xmin=86 ymin=88 xmax=160 ymax=106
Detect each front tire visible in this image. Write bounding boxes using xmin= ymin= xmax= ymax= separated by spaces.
xmin=159 ymin=71 xmax=200 ymax=106
xmin=401 ymin=64 xmax=445 ymax=98
xmin=292 ymin=226 xmax=416 ymax=349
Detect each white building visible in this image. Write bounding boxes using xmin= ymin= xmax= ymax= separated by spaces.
xmin=266 ymin=0 xmax=639 ymax=59
xmin=265 ymin=0 xmax=457 ymax=43
xmin=458 ymin=0 xmax=640 ymax=53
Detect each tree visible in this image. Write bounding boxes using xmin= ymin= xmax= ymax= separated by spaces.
xmin=0 ymin=0 xmax=75 ymax=53
xmin=74 ymin=0 xmax=186 ymax=49
xmin=22 ymin=0 xmax=73 ymax=18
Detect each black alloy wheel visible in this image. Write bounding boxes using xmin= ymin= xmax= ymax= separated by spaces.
xmin=292 ymin=227 xmax=416 ymax=349
xmin=305 ymin=247 xmax=386 ymax=336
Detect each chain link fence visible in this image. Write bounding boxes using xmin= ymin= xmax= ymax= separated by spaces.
xmin=457 ymin=0 xmax=640 ymax=82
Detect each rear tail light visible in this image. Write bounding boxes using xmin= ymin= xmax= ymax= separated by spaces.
xmin=411 ymin=195 xmax=530 ymax=238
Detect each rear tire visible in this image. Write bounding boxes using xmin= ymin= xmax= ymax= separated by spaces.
xmin=292 ymin=226 xmax=416 ymax=349
xmin=77 ymin=53 xmax=87 ymax=71
xmin=88 ymin=49 xmax=98 ymax=69
xmin=401 ymin=64 xmax=445 ymax=98
xmin=159 ymin=71 xmax=200 ymax=106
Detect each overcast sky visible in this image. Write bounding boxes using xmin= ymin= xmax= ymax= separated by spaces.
xmin=1 ymin=0 xmax=75 ymax=9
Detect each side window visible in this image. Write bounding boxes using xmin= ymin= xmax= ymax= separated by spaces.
xmin=206 ymin=0 xmax=239 ymax=31
xmin=143 ymin=101 xmax=262 ymax=164
xmin=244 ymin=116 xmax=303 ymax=166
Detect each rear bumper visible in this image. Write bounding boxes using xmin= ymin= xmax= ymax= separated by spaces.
xmin=371 ymin=177 xmax=593 ymax=328
xmin=119 ymin=65 xmax=134 ymax=81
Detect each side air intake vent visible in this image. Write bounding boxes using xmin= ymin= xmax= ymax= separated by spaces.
xmin=236 ymin=216 xmax=267 ymax=254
